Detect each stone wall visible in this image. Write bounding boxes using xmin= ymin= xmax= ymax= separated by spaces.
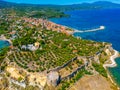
xmin=61 ymin=61 xmax=89 ymax=81
xmin=48 ymin=57 xmax=77 ymax=72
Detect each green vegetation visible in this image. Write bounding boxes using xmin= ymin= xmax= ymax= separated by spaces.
xmin=0 ymin=2 xmax=112 ymax=89
xmin=0 ymin=16 xmax=11 ymax=34
xmin=0 ymin=4 xmax=69 ymax=19
xmin=1 ymin=0 xmax=119 ymax=19
xmin=99 ymin=51 xmax=108 ymax=64
xmin=0 ymin=47 xmax=10 ymax=64
xmin=0 ymin=1 xmax=117 ymax=90
xmin=13 ymin=34 xmax=36 ymax=46
xmin=92 ymin=63 xmax=107 ymax=78
xmin=8 ymin=27 xmax=104 ymax=72
xmin=29 ymin=10 xmax=69 ymax=18
xmin=17 ymin=77 xmax=23 ymax=82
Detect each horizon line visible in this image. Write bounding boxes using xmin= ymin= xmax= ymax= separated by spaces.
xmin=2 ymin=0 xmax=120 ymax=5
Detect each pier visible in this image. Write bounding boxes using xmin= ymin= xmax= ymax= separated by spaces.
xmin=74 ymin=26 xmax=105 ymax=33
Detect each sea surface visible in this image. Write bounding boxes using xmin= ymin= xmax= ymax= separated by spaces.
xmin=50 ymin=8 xmax=120 ymax=86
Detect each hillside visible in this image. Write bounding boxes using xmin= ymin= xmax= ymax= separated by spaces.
xmin=0 ymin=1 xmax=119 ymax=90
xmin=0 ymin=0 xmax=120 ymax=9
xmin=0 ymin=9 xmax=118 ymax=90
xmin=0 ymin=0 xmax=120 ymax=18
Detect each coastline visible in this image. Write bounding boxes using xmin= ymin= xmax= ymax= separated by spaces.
xmin=50 ymin=20 xmax=105 ymax=34
xmin=103 ymin=49 xmax=120 ymax=89
xmin=49 ymin=19 xmax=120 ymax=89
xmin=103 ymin=49 xmax=119 ymax=68
xmin=0 ymin=35 xmax=12 ymax=45
xmin=107 ymin=69 xmax=120 ymax=90
xmin=0 ymin=16 xmax=119 ymax=89
xmin=49 ymin=18 xmax=120 ymax=89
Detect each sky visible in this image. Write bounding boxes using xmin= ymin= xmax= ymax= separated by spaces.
xmin=3 ymin=0 xmax=120 ymax=5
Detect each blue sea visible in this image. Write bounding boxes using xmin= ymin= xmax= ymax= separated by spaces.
xmin=50 ymin=8 xmax=120 ymax=86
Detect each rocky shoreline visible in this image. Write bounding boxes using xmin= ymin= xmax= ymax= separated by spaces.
xmin=104 ymin=47 xmax=120 ymax=89
xmin=104 ymin=49 xmax=119 ymax=68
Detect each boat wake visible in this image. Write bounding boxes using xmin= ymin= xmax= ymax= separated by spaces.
xmin=74 ymin=26 xmax=105 ymax=33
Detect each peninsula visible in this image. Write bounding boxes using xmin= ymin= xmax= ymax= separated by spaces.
xmin=0 ymin=1 xmax=120 ymax=90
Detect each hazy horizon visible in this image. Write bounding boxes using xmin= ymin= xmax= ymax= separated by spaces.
xmin=3 ymin=0 xmax=120 ymax=5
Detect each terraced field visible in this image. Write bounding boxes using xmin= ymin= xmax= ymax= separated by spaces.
xmin=8 ymin=50 xmax=76 ymax=72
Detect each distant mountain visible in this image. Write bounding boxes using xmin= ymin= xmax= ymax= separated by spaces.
xmin=92 ymin=1 xmax=120 ymax=8
xmin=93 ymin=1 xmax=119 ymax=5
xmin=0 ymin=0 xmax=120 ymax=9
xmin=69 ymin=1 xmax=120 ymax=9
xmin=0 ymin=0 xmax=15 ymax=8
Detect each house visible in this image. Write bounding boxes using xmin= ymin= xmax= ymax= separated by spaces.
xmin=21 ymin=45 xmax=27 ymax=50
xmin=9 ymin=31 xmax=16 ymax=35
xmin=21 ymin=44 xmax=39 ymax=51
xmin=10 ymin=34 xmax=17 ymax=40
xmin=9 ymin=31 xmax=18 ymax=40
xmin=27 ymin=44 xmax=36 ymax=51
xmin=72 ymin=50 xmax=78 ymax=54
